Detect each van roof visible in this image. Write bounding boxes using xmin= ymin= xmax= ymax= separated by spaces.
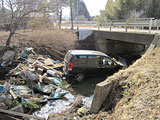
xmin=68 ymin=50 xmax=109 ymax=57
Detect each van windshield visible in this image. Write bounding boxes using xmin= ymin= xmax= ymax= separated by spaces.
xmin=101 ymin=56 xmax=116 ymax=66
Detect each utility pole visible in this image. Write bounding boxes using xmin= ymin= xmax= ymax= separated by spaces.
xmin=76 ymin=0 xmax=79 ymax=30
xmin=70 ymin=0 xmax=73 ymax=30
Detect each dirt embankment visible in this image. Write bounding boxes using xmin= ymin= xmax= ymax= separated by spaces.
xmin=0 ymin=29 xmax=78 ymax=57
xmin=83 ymin=48 xmax=160 ymax=120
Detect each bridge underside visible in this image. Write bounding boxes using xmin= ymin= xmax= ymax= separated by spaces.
xmin=78 ymin=30 xmax=155 ymax=55
xmin=96 ymin=39 xmax=145 ymax=55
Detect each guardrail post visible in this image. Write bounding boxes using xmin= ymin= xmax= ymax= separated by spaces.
xmin=149 ymin=18 xmax=153 ymax=33
xmin=156 ymin=19 xmax=159 ymax=30
xmin=125 ymin=20 xmax=128 ymax=32
xmin=110 ymin=21 xmax=112 ymax=31
xmin=97 ymin=22 xmax=100 ymax=30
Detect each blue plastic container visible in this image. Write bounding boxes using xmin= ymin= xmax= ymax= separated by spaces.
xmin=0 ymin=86 xmax=3 ymax=93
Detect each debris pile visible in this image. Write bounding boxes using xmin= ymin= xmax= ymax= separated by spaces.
xmin=0 ymin=48 xmax=93 ymax=119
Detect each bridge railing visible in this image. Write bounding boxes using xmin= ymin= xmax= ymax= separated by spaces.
xmin=99 ymin=18 xmax=157 ymax=33
xmin=62 ymin=18 xmax=160 ymax=33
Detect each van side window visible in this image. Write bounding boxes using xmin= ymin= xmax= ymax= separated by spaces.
xmin=87 ymin=56 xmax=100 ymax=67
xmin=76 ymin=55 xmax=87 ymax=59
xmin=101 ymin=57 xmax=115 ymax=66
xmin=73 ymin=55 xmax=87 ymax=67
xmin=88 ymin=55 xmax=96 ymax=58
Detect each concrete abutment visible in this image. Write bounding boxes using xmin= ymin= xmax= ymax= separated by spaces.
xmin=78 ymin=30 xmax=154 ymax=55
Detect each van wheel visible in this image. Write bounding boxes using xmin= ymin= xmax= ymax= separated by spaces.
xmin=76 ymin=74 xmax=84 ymax=82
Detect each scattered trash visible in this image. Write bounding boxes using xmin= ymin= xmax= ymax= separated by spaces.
xmin=3 ymin=82 xmax=10 ymax=94
xmin=20 ymin=47 xmax=34 ymax=60
xmin=49 ymin=103 xmax=55 ymax=106
xmin=10 ymin=105 xmax=24 ymax=113
xmin=11 ymin=85 xmax=32 ymax=96
xmin=0 ymin=85 xmax=3 ymax=93
xmin=82 ymin=95 xmax=93 ymax=108
xmin=0 ymin=94 xmax=12 ymax=102
xmin=47 ymin=88 xmax=69 ymax=100
xmin=47 ymin=70 xmax=56 ymax=76
xmin=20 ymin=48 xmax=28 ymax=60
xmin=44 ymin=58 xmax=54 ymax=66
xmin=33 ymin=93 xmax=75 ymax=119
xmin=9 ymin=89 xmax=17 ymax=99
xmin=0 ymin=47 xmax=93 ymax=119
xmin=77 ymin=107 xmax=89 ymax=116
xmin=34 ymin=83 xmax=51 ymax=95
xmin=48 ymin=77 xmax=62 ymax=87
xmin=26 ymin=69 xmax=39 ymax=81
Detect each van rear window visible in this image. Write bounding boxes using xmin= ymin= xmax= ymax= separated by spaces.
xmin=65 ymin=52 xmax=72 ymax=61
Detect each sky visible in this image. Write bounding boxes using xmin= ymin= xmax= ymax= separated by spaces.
xmin=62 ymin=0 xmax=107 ymax=19
xmin=83 ymin=0 xmax=107 ymax=16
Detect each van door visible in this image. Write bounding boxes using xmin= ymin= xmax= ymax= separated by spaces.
xmin=100 ymin=56 xmax=117 ymax=74
xmin=86 ymin=55 xmax=100 ymax=75
xmin=72 ymin=55 xmax=87 ymax=74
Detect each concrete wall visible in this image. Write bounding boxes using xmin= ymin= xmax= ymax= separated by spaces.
xmin=78 ymin=30 xmax=155 ymax=55
xmin=90 ymin=80 xmax=113 ymax=113
xmin=94 ymin=31 xmax=155 ymax=47
xmin=147 ymin=34 xmax=160 ymax=52
xmin=78 ymin=31 xmax=96 ymax=50
xmin=96 ymin=39 xmax=145 ymax=55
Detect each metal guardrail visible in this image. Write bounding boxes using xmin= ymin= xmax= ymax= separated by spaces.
xmin=62 ymin=18 xmax=160 ymax=33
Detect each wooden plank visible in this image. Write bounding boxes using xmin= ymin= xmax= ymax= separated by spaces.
xmin=45 ymin=48 xmax=64 ymax=61
xmin=0 ymin=108 xmax=45 ymax=120
xmin=35 ymin=64 xmax=63 ymax=76
xmin=9 ymin=89 xmax=17 ymax=99
xmin=44 ymin=58 xmax=54 ymax=66
xmin=0 ymin=113 xmax=21 ymax=120
xmin=39 ymin=73 xmax=47 ymax=83
xmin=53 ymin=63 xmax=64 ymax=68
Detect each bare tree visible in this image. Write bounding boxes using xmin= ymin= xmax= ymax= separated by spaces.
xmin=70 ymin=0 xmax=73 ymax=29
xmin=1 ymin=0 xmax=4 ymax=13
xmin=0 ymin=0 xmax=6 ymax=24
xmin=50 ymin=0 xmax=69 ymax=29
xmin=4 ymin=0 xmax=43 ymax=46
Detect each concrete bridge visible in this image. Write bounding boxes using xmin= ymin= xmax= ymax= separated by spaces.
xmin=78 ymin=30 xmax=158 ymax=55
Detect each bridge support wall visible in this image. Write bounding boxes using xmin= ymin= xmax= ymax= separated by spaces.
xmin=78 ymin=30 xmax=155 ymax=55
xmin=96 ymin=38 xmax=145 ymax=55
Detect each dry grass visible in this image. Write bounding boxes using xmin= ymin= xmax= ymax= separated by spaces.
xmin=82 ymin=48 xmax=160 ymax=120
xmin=0 ymin=31 xmax=9 ymax=44
xmin=0 ymin=29 xmax=77 ymax=54
xmin=28 ymin=29 xmax=77 ymax=52
xmin=109 ymin=48 xmax=160 ymax=120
